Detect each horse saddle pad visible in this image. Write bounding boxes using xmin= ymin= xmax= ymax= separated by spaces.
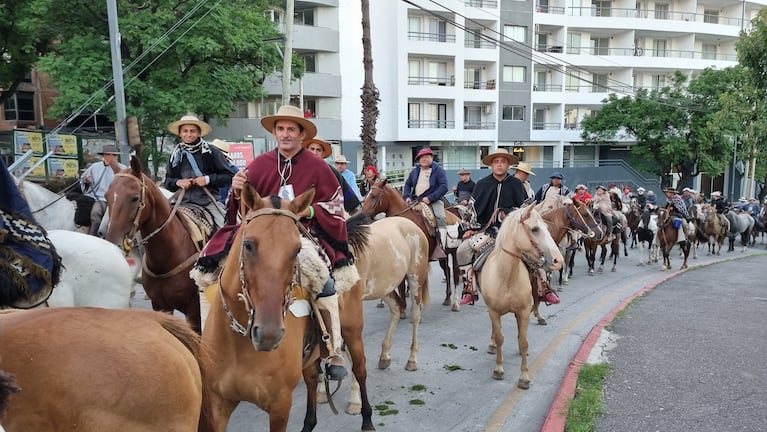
xmin=177 ymin=206 xmax=212 ymax=247
xmin=445 ymin=224 xmax=462 ymax=249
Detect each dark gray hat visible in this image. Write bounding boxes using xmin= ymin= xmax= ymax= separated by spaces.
xmin=98 ymin=144 xmax=120 ymax=155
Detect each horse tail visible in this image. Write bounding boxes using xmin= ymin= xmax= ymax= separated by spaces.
xmin=156 ymin=316 xmax=216 ymax=432
xmin=0 ymin=369 xmax=20 ymax=422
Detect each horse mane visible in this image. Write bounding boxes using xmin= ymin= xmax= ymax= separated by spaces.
xmin=346 ymin=212 xmax=371 ymax=254
xmin=495 ymin=206 xmax=532 ymax=247
xmin=0 ymin=369 xmax=20 ymax=421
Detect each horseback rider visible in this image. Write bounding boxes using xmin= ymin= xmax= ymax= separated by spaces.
xmin=593 ymin=185 xmax=617 ymax=241
xmin=403 ymin=147 xmax=449 ymax=259
xmin=164 ymin=114 xmax=234 ymax=234
xmin=534 ymin=171 xmax=570 ymax=214
xmin=635 ymin=187 xmax=647 ymax=210
xmin=743 ymin=198 xmax=763 ymax=231
xmin=230 ymin=104 xmax=358 ymax=381
xmin=663 ymin=188 xmax=695 ymax=243
xmin=79 ymin=145 xmax=125 ymax=236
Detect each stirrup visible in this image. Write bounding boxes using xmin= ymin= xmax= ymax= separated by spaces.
xmin=324 ymin=354 xmax=347 ymax=381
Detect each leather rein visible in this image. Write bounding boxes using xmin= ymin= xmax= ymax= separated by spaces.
xmin=218 ymin=207 xmax=301 ymax=337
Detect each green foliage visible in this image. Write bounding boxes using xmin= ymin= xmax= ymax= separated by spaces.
xmin=564 ymin=363 xmax=609 ymax=432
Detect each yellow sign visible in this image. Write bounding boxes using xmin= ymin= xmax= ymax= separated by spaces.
xmin=47 ymin=158 xmax=80 ymax=179
xmin=16 ymin=156 xmax=47 ymax=178
xmin=14 ymin=131 xmax=44 ymax=154
xmin=47 ymin=134 xmax=78 ymax=157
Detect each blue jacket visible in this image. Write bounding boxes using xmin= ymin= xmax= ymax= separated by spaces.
xmin=403 ymin=162 xmax=448 ymax=203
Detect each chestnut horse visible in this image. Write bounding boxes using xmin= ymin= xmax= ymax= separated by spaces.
xmin=201 ymin=185 xmax=374 ymax=432
xmin=0 ymin=307 xmax=209 ymax=432
xmin=656 ymin=208 xmax=691 ymax=270
xmin=361 ymin=179 xmax=461 ymax=309
xmin=582 ymin=211 xmax=622 ymax=275
xmin=476 ymin=205 xmax=563 ymax=388
xmin=105 ymin=156 xmax=201 ymax=332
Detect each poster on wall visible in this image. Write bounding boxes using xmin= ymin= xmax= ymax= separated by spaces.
xmin=47 ymin=158 xmax=80 ymax=179
xmin=227 ymin=143 xmax=255 ymax=171
xmin=46 ymin=134 xmax=78 ymax=157
xmin=15 ymin=156 xmax=47 ymax=178
xmin=14 ymin=131 xmax=44 ymax=154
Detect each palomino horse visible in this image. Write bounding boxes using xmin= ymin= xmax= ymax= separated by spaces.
xmin=201 ymin=185 xmax=374 ymax=432
xmin=655 ymin=208 xmax=692 ymax=270
xmin=701 ymin=205 xmax=726 ymax=255
xmin=105 ymin=156 xmax=201 ymax=332
xmin=13 ymin=177 xmax=76 ymax=231
xmin=46 ymin=230 xmax=133 ymax=308
xmin=583 ymin=211 xmax=623 ymax=275
xmin=361 ymin=179 xmax=462 ymax=309
xmin=725 ymin=209 xmax=754 ymax=253
xmin=0 ymin=307 xmax=209 ymax=432
xmin=318 ymin=215 xmax=430 ymax=415
xmin=475 ymin=205 xmax=563 ymax=388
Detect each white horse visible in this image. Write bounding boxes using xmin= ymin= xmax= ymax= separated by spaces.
xmin=47 ymin=230 xmax=134 ymax=308
xmin=14 ymin=177 xmax=76 ymax=231
xmin=636 ymin=213 xmax=659 ymax=266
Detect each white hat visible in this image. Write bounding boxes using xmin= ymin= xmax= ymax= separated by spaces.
xmin=210 ymin=139 xmax=229 ymax=153
xmin=334 ymin=154 xmax=350 ymax=164
xmin=637 ymin=187 xmax=646 ymax=193
xmin=711 ymin=191 xmax=721 ymax=196
xmin=168 ymin=114 xmax=212 ymax=137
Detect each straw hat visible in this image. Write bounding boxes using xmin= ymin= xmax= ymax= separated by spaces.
xmin=711 ymin=191 xmax=721 ymax=197
xmin=482 ymin=148 xmax=518 ymax=166
xmin=595 ymin=185 xmax=607 ymax=192
xmin=97 ymin=144 xmax=120 ymax=155
xmin=260 ymin=105 xmax=317 ymax=140
xmin=334 ymin=154 xmax=350 ymax=164
xmin=210 ymin=139 xmax=229 ymax=153
xmin=303 ymin=137 xmax=332 ymax=158
xmin=167 ymin=114 xmax=212 ymax=137
xmin=662 ymin=188 xmax=677 ymax=194
xmin=513 ymin=162 xmax=536 ymax=176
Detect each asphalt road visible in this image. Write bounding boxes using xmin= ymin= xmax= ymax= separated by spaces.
xmin=131 ymin=239 xmax=767 ymax=431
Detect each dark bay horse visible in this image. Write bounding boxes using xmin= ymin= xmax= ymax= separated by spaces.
xmin=0 ymin=308 xmax=209 ymax=431
xmin=656 ymin=208 xmax=691 ymax=270
xmin=201 ymin=185 xmax=374 ymax=432
xmin=105 ymin=156 xmax=201 ymax=332
xmin=361 ymin=178 xmax=461 ymax=309
xmin=582 ymin=210 xmax=622 ymax=275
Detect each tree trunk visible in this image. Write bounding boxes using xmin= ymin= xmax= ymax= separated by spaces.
xmin=360 ymin=0 xmax=379 ymax=172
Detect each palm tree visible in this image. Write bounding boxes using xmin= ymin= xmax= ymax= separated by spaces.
xmin=360 ymin=0 xmax=380 ymax=169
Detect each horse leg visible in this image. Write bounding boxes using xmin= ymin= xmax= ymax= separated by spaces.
xmin=612 ymin=241 xmax=619 ymax=272
xmin=487 ymin=310 xmax=505 ymax=381
xmin=530 ymin=274 xmax=546 ymax=325
xmin=568 ymin=251 xmax=575 ymax=278
xmin=405 ymin=283 xmax=422 ymax=372
xmin=301 ymin=363 xmax=320 ymax=432
xmin=377 ymin=293 xmax=402 ymax=370
xmin=395 ymin=281 xmax=407 ymax=319
xmin=339 ymin=301 xmax=374 ymax=429
xmin=514 ymin=311 xmax=531 ymax=390
xmin=439 ymin=257 xmax=450 ymax=305
xmin=622 ymin=230 xmax=628 ymax=256
xmin=598 ymin=245 xmax=606 ymax=273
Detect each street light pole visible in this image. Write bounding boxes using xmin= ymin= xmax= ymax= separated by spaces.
xmin=107 ymin=0 xmax=129 ymax=164
xmin=282 ymin=0 xmax=295 ymax=106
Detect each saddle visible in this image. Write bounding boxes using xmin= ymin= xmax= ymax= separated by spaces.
xmin=177 ymin=205 xmax=214 ymax=249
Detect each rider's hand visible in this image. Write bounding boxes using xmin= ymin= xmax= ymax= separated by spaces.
xmin=176 ymin=179 xmax=193 ymax=190
xmin=462 ymin=229 xmax=474 ymax=240
xmin=422 ymin=197 xmax=430 ymax=205
xmin=231 ymin=171 xmax=247 ymax=197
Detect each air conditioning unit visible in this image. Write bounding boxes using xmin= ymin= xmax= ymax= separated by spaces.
xmin=484 ymin=105 xmax=493 ymax=114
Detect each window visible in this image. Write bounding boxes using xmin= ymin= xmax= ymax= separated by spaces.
xmin=503 ymin=66 xmax=526 ymax=83
xmin=653 ymin=39 xmax=667 ymax=57
xmin=301 ymin=54 xmax=316 ymax=73
xmin=3 ymin=91 xmax=35 ymax=122
xmin=502 ymin=105 xmax=525 ymax=121
xmin=503 ymin=25 xmax=526 ymax=43
xmin=533 ymin=108 xmax=546 ymax=129
xmin=535 ymin=71 xmax=547 ymax=90
xmin=427 ymin=103 xmax=448 ymax=128
xmin=593 ymin=0 xmax=611 ymax=17
xmin=304 ymin=99 xmax=317 ymax=118
xmin=703 ymin=9 xmax=718 ymax=24
xmin=592 ymin=74 xmax=608 ymax=92
xmin=294 ymin=9 xmax=314 ymax=25
xmin=464 ymin=67 xmax=481 ymax=88
xmin=232 ymin=102 xmax=249 ymax=118
xmin=652 ymin=74 xmax=666 ymax=89
xmin=466 ymin=28 xmax=482 ymax=48
xmin=654 ymin=3 xmax=669 ymax=20
xmin=429 ymin=19 xmax=447 ymax=42
xmin=428 ymin=61 xmax=448 ymax=85
xmin=567 ymin=32 xmax=582 ymax=54
xmin=702 ymin=43 xmax=717 ymax=60
xmin=408 ymin=60 xmax=421 ymax=84
xmin=464 ymin=106 xmax=482 ymax=129
xmin=264 ymin=9 xmax=283 ymax=23
xmin=408 ymin=103 xmax=421 ymax=128
xmin=591 ymin=37 xmax=609 ymax=55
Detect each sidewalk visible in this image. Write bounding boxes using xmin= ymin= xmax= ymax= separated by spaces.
xmin=543 ymin=253 xmax=767 ymax=431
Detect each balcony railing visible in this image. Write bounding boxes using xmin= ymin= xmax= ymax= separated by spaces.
xmin=465 ymin=0 xmax=497 ymax=8
xmin=408 ymin=76 xmax=455 ymax=86
xmin=408 ymin=32 xmax=456 ymax=43
xmin=563 ymin=84 xmax=635 ymax=93
xmin=535 ymin=4 xmax=565 ymax=14
xmin=567 ymin=6 xmax=745 ymax=27
xmin=557 ymin=46 xmax=737 ymax=61
xmin=407 ymin=120 xmax=456 ymax=129
xmin=533 ymin=84 xmax=563 ymax=92
xmin=464 ymin=39 xmax=496 ymax=49
xmin=464 ymin=79 xmax=496 ymax=90
xmin=463 ymin=121 xmax=496 ymax=130
xmin=532 ymin=122 xmax=562 ymax=130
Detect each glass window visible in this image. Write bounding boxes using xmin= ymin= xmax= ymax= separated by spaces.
xmin=503 ymin=25 xmax=527 ymax=43
xmin=703 ymin=9 xmax=718 ymax=24
xmin=654 ymin=3 xmax=669 ymax=20
xmin=301 ymin=54 xmax=316 ymax=73
xmin=701 ymin=43 xmax=717 ymax=60
xmin=502 ymin=105 xmax=525 ymax=121
xmin=408 ymin=103 xmax=421 ymax=128
xmin=294 ymin=9 xmax=314 ymax=25
xmin=503 ymin=66 xmax=526 ymax=82
xmin=3 ymin=92 xmax=34 ymax=122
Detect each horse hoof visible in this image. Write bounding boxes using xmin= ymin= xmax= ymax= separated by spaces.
xmin=451 ymin=304 xmax=460 ymax=312
xmin=346 ymin=402 xmax=362 ymax=416
xmin=563 ymin=280 xmax=569 ymax=286
xmin=492 ymin=370 xmax=504 ymax=380
xmin=405 ymin=361 xmax=418 ymax=371
xmin=516 ymin=379 xmax=531 ymax=390
xmin=487 ymin=346 xmax=497 ymax=355
xmin=378 ymin=358 xmax=391 ymax=369
xmin=442 ymin=298 xmax=450 ymax=306
xmin=611 ymin=267 xmax=616 ymax=272
xmin=680 ymin=265 xmax=687 ymax=270
xmin=537 ymin=318 xmax=547 ymax=325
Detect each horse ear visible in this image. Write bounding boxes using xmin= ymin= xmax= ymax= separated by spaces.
xmin=129 ymin=155 xmax=142 ymax=176
xmin=240 ymin=183 xmax=262 ymax=214
xmin=291 ymin=187 xmax=315 ymax=215
xmin=380 ymin=177 xmax=388 ymax=187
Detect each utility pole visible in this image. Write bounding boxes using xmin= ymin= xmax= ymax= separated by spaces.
xmin=107 ymin=0 xmax=129 ymax=164
xmin=282 ymin=0 xmax=295 ymax=106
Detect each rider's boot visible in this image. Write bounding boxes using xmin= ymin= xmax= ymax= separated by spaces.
xmin=315 ymin=292 xmax=348 ymax=381
xmin=430 ymin=227 xmax=448 ymax=260
xmin=536 ymin=268 xmax=560 ymax=305
xmin=460 ymin=268 xmax=476 ymax=305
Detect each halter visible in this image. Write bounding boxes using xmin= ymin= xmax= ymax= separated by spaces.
xmin=364 ymin=182 xmax=418 ymax=218
xmin=218 ymin=207 xmax=301 ymax=337
xmin=113 ymin=173 xmax=184 ymax=249
xmin=563 ymin=204 xmax=599 ymax=237
xmin=500 ymin=212 xmax=547 ymax=269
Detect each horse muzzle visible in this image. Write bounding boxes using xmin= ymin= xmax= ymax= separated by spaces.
xmin=250 ymin=325 xmax=285 ymax=352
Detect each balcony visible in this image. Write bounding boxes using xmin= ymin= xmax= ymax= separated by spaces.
xmin=407 ymin=119 xmax=456 ymax=129
xmin=533 ymin=84 xmax=563 ymax=92
xmin=407 ymin=32 xmax=456 ymax=43
xmin=532 ymin=122 xmax=561 ymax=131
xmin=463 ymin=121 xmax=496 ymax=130
xmin=464 ymin=0 xmax=497 ymax=8
xmin=408 ymin=76 xmax=455 ymax=86
xmin=463 ymin=79 xmax=495 ymax=90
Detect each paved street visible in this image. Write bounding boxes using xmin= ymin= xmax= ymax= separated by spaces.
xmin=131 ymin=240 xmax=766 ymax=431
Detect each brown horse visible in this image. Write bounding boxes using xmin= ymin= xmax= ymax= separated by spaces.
xmin=0 ymin=307 xmax=209 ymax=432
xmin=702 ymin=204 xmax=726 ymax=255
xmin=361 ymin=178 xmax=461 ymax=308
xmin=656 ymin=208 xmax=691 ymax=270
xmin=105 ymin=156 xmax=201 ymax=332
xmin=582 ymin=210 xmax=622 ymax=275
xmin=201 ymin=185 xmax=374 ymax=432
xmin=476 ymin=205 xmax=563 ymax=388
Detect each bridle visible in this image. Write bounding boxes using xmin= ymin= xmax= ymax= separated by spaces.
xmin=563 ymin=203 xmax=599 ymax=238
xmin=500 ymin=211 xmax=547 ymax=269
xmin=364 ymin=183 xmax=418 ymax=217
xmin=218 ymin=207 xmax=301 ymax=337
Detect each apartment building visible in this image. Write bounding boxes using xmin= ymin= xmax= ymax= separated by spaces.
xmin=212 ymin=0 xmax=764 ymax=192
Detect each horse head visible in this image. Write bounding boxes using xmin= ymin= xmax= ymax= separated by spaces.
xmin=497 ymin=205 xmax=563 ymax=272
xmin=566 ymin=200 xmax=600 ymax=239
xmin=220 ymin=183 xmax=314 ymax=352
xmin=361 ymin=177 xmax=395 ymax=217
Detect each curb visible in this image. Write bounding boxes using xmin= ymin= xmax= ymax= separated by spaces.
xmin=539 ymin=251 xmax=766 ymax=432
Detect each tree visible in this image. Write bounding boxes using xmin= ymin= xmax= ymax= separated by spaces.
xmin=359 ymin=0 xmax=380 ymax=171
xmin=581 ymin=70 xmax=737 ymax=188
xmin=34 ymin=0 xmax=294 ymax=170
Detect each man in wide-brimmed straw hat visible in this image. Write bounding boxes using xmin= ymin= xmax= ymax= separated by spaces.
xmin=303 ymin=137 xmax=361 ymax=213
xmin=79 ymin=144 xmax=125 ymax=235
xmin=512 ymin=162 xmax=535 ymax=200
xmin=164 ymin=113 xmax=234 ymax=232
xmin=230 ymin=105 xmax=358 ymax=381
xmin=403 ymin=147 xmax=449 ymax=259
xmin=662 ymin=187 xmax=695 ymax=243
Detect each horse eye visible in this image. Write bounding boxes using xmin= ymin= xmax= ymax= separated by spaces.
xmin=531 ymin=227 xmax=540 ymax=233
xmin=243 ymin=240 xmax=255 ymax=254
xmin=131 ymin=196 xmax=139 ymax=203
